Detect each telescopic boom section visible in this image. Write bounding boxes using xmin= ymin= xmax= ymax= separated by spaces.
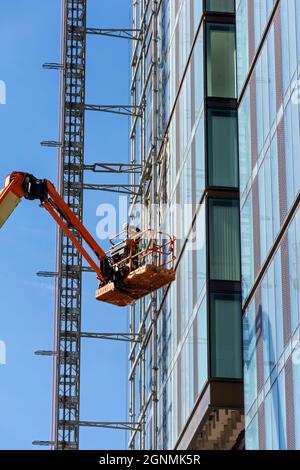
xmin=0 ymin=172 xmax=26 ymax=227
xmin=0 ymin=172 xmax=107 ymax=281
xmin=42 ymin=181 xmax=106 ymax=280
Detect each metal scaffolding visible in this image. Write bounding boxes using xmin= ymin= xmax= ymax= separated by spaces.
xmin=36 ymin=0 xmax=244 ymax=453
xmin=54 ymin=0 xmax=87 ymax=450
xmin=128 ymin=0 xmax=161 ymax=449
xmin=35 ymin=0 xmax=148 ymax=451
xmin=47 ymin=0 xmax=144 ymax=451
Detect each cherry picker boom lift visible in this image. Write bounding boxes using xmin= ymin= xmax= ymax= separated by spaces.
xmin=0 ymin=172 xmax=175 ymax=306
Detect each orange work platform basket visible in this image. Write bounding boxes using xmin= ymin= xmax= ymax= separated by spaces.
xmin=95 ymin=230 xmax=176 ymax=307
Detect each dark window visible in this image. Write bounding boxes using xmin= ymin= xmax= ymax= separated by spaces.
xmin=208 ymin=108 xmax=238 ymax=188
xmin=209 ymin=199 xmax=241 ymax=281
xmin=206 ymin=23 xmax=237 ymax=98
xmin=210 ymin=293 xmax=242 ymax=378
xmin=206 ymin=0 xmax=235 ymax=13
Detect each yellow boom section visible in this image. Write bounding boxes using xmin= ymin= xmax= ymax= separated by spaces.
xmin=0 ymin=188 xmax=21 ymax=229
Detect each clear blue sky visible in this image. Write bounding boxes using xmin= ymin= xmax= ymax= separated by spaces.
xmin=0 ymin=0 xmax=132 ymax=450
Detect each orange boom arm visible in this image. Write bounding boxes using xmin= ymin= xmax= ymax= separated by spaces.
xmin=0 ymin=171 xmax=176 ymax=307
xmin=0 ymin=172 xmax=107 ymax=281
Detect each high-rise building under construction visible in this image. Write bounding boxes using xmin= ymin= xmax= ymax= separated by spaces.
xmin=129 ymin=0 xmax=243 ymax=450
xmin=7 ymin=0 xmax=298 ymax=451
xmin=128 ymin=0 xmax=300 ymax=451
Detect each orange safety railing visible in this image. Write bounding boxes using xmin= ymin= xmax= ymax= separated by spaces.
xmin=108 ymin=229 xmax=176 ymax=274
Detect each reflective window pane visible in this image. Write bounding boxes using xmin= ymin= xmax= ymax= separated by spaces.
xmin=246 ymin=416 xmax=259 ymax=450
xmin=206 ymin=23 xmax=237 ymax=98
xmin=241 ymin=193 xmax=254 ymax=301
xmin=209 ymin=199 xmax=241 ymax=281
xmin=293 ymin=360 xmax=300 ymax=449
xmin=206 ymin=0 xmax=235 ymax=13
xmin=208 ymin=108 xmax=238 ymax=188
xmin=236 ymin=0 xmax=249 ymax=92
xmin=197 ymin=297 xmax=208 ymax=394
xmin=243 ymin=300 xmax=257 ymax=413
xmin=210 ymin=293 xmax=242 ymax=378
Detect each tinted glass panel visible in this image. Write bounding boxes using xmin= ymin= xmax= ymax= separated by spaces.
xmin=208 ymin=108 xmax=238 ymax=187
xmin=206 ymin=23 xmax=237 ymax=98
xmin=210 ymin=293 xmax=242 ymax=378
xmin=206 ymin=0 xmax=235 ymax=13
xmin=209 ymin=199 xmax=241 ymax=281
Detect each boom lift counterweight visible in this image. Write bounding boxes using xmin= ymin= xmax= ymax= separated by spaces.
xmin=0 ymin=172 xmax=175 ymax=306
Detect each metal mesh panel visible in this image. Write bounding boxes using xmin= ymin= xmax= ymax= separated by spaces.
xmin=247 ymin=0 xmax=255 ymax=64
xmin=277 ymin=118 xmax=287 ymax=226
xmin=281 ymin=234 xmax=291 ymax=345
xmin=285 ymin=357 xmax=296 ymax=449
xmin=258 ymin=402 xmax=266 ymax=450
xmin=274 ymin=4 xmax=283 ymax=113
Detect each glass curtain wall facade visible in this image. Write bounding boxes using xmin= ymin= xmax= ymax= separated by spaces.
xmin=237 ymin=0 xmax=300 ymax=449
xmin=129 ymin=0 xmax=243 ymax=450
